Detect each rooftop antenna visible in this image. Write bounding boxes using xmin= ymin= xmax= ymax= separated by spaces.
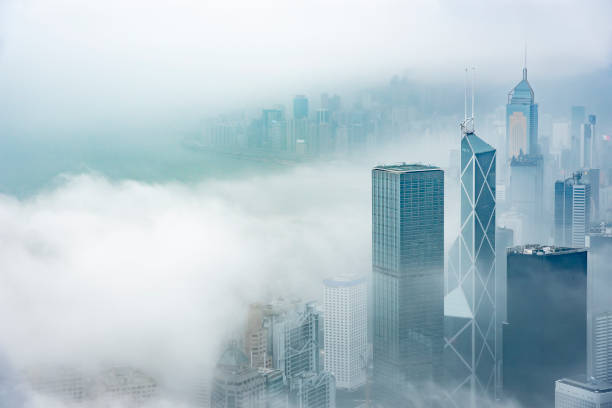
xmin=471 ymin=66 xmax=475 ymax=122
xmin=464 ymin=67 xmax=468 ymax=122
xmin=523 ymin=42 xmax=528 ymax=80
xmin=461 ymin=67 xmax=475 ymax=134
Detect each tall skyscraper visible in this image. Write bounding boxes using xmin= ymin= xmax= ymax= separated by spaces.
xmin=271 ymin=303 xmax=321 ymax=380
xmin=591 ymin=312 xmax=612 ymax=384
xmin=445 ymin=119 xmax=497 ymax=406
xmin=504 ymin=245 xmax=587 ymax=407
xmin=293 ymin=95 xmax=309 ymax=120
xmin=289 ymin=371 xmax=336 ymax=408
xmin=372 ymin=164 xmax=444 ymax=398
xmin=323 ymin=276 xmax=367 ymax=390
xmin=555 ymin=377 xmax=612 ymax=408
xmin=571 ymin=106 xmax=587 ymax=169
xmin=508 ymin=154 xmax=544 ymax=243
xmin=507 ymin=64 xmax=538 ymax=158
xmin=555 ymin=173 xmax=592 ymax=247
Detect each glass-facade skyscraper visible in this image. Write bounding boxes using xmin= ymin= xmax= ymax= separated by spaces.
xmin=554 ymin=173 xmax=592 ymax=248
xmin=445 ymin=124 xmax=497 ymax=407
xmin=372 ymin=164 xmax=444 ymax=399
xmin=507 ymin=66 xmax=538 ymax=158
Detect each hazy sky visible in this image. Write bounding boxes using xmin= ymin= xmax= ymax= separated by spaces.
xmin=0 ymin=0 xmax=611 ymax=129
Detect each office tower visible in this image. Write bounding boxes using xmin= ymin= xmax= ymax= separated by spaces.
xmin=25 ymin=366 xmax=89 ymax=402
xmin=587 ymin=225 xmax=612 ymax=384
xmin=445 ymin=120 xmax=497 ymax=406
xmin=581 ymin=116 xmax=597 ymax=169
xmin=323 ymin=276 xmax=367 ymax=390
xmin=211 ymin=343 xmax=265 ymax=408
xmin=591 ymin=313 xmax=612 ymax=384
xmin=504 ymin=245 xmax=587 ymax=407
xmin=94 ymin=367 xmax=158 ymax=404
xmin=262 ymin=108 xmax=285 ymax=150
xmin=509 ymin=154 xmax=544 ymax=243
xmin=372 ymin=164 xmax=444 ymax=396
xmin=580 ymin=169 xmax=601 ymax=222
xmin=571 ymin=106 xmax=586 ymax=169
xmin=495 ymin=227 xmax=513 ymax=396
xmin=555 ymin=173 xmax=592 ymax=247
xmin=555 ymin=377 xmax=612 ymax=408
xmin=259 ymin=368 xmax=288 ymax=408
xmin=245 ymin=304 xmax=273 ymax=369
xmin=271 ymin=303 xmax=321 ymax=380
xmin=507 ymin=63 xmax=538 ymax=158
xmin=289 ymin=371 xmax=336 ymax=408
xmin=293 ymin=95 xmax=309 ymax=120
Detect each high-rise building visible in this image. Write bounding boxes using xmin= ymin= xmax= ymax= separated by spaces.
xmin=289 ymin=371 xmax=336 ymax=408
xmin=495 ymin=226 xmax=513 ymax=397
xmin=591 ymin=312 xmax=612 ymax=384
xmin=581 ymin=115 xmax=597 ymax=169
xmin=504 ymin=245 xmax=587 ymax=407
xmin=372 ymin=164 xmax=444 ymax=399
xmin=507 ymin=64 xmax=538 ymax=158
xmin=508 ymin=154 xmax=544 ymax=243
xmin=571 ymin=106 xmax=586 ymax=169
xmin=445 ymin=121 xmax=497 ymax=406
xmin=245 ymin=304 xmax=273 ymax=369
xmin=271 ymin=303 xmax=321 ymax=380
xmin=555 ymin=377 xmax=612 ymax=408
xmin=580 ymin=169 xmax=601 ymax=223
xmin=259 ymin=368 xmax=288 ymax=408
xmin=293 ymin=95 xmax=309 ymax=120
xmin=555 ymin=173 xmax=592 ymax=247
xmin=323 ymin=276 xmax=367 ymax=391
xmin=211 ymin=343 xmax=265 ymax=408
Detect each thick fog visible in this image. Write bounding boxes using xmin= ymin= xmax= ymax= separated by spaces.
xmin=0 ymin=0 xmax=611 ymax=130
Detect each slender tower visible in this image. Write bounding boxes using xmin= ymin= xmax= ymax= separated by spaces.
xmin=445 ymin=69 xmax=497 ymax=407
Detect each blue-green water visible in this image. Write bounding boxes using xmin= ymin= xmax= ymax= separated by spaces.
xmin=0 ymin=134 xmax=282 ymax=197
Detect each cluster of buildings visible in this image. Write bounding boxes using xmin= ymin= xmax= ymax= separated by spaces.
xmin=15 ymin=61 xmax=612 ymax=408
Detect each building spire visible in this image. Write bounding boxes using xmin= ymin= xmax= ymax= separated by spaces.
xmin=523 ymin=42 xmax=528 ymax=80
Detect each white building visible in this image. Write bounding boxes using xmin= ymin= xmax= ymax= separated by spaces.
xmin=555 ymin=377 xmax=612 ymax=408
xmin=591 ymin=312 xmax=612 ymax=384
xmin=323 ymin=276 xmax=367 ymax=390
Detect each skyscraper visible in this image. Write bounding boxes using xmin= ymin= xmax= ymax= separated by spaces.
xmin=271 ymin=303 xmax=321 ymax=380
xmin=555 ymin=377 xmax=612 ymax=408
xmin=504 ymin=245 xmax=587 ymax=407
xmin=372 ymin=164 xmax=444 ymax=398
xmin=591 ymin=312 xmax=612 ymax=384
xmin=555 ymin=173 xmax=592 ymax=247
xmin=445 ymin=120 xmax=497 ymax=406
xmin=571 ymin=106 xmax=586 ymax=169
xmin=211 ymin=343 xmax=265 ymax=408
xmin=323 ymin=276 xmax=367 ymax=391
xmin=507 ymin=64 xmax=538 ymax=158
xmin=293 ymin=95 xmax=309 ymax=120
xmin=508 ymin=154 xmax=544 ymax=243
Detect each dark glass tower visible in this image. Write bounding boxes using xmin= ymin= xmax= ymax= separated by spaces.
xmin=372 ymin=164 xmax=444 ymax=399
xmin=503 ymin=245 xmax=587 ymax=408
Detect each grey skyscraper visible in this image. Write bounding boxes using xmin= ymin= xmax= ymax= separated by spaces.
xmin=445 ymin=120 xmax=497 ymax=407
xmin=504 ymin=245 xmax=587 ymax=407
xmin=293 ymin=95 xmax=309 ymax=120
xmin=509 ymin=154 xmax=544 ymax=243
xmin=555 ymin=173 xmax=592 ymax=247
xmin=571 ymin=106 xmax=586 ymax=169
xmin=372 ymin=164 xmax=444 ymax=399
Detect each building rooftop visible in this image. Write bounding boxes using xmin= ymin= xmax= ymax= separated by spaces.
xmin=323 ymin=276 xmax=367 ymax=288
xmin=463 ymin=132 xmax=495 ymax=154
xmin=373 ymin=163 xmax=440 ymax=173
xmin=510 ymin=154 xmax=543 ymax=166
xmin=508 ymin=244 xmax=586 ymax=256
xmin=557 ymin=377 xmax=612 ymax=393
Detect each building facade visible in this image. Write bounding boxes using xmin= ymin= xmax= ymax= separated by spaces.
xmin=507 ymin=66 xmax=538 ymax=158
xmin=508 ymin=154 xmax=544 ymax=243
xmin=555 ymin=173 xmax=592 ymax=247
xmin=323 ymin=276 xmax=367 ymax=390
xmin=372 ymin=164 xmax=444 ymax=397
xmin=445 ymin=126 xmax=497 ymax=406
xmin=555 ymin=377 xmax=612 ymax=408
xmin=504 ymin=245 xmax=588 ymax=407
